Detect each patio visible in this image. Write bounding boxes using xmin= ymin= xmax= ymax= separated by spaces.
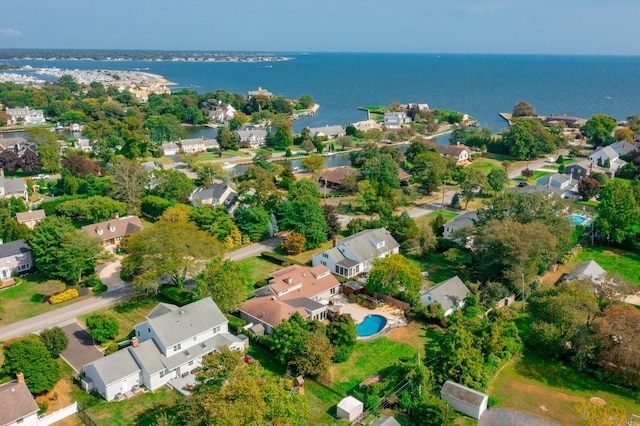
xmin=329 ymin=295 xmax=407 ymax=329
xmin=167 ymin=373 xmax=196 ymax=396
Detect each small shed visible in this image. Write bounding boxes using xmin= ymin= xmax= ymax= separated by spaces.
xmin=336 ymin=396 xmax=364 ymax=422
xmin=343 ymin=280 xmax=365 ymax=296
xmin=440 ymin=380 xmax=488 ymax=420
xmin=370 ymin=416 xmax=402 ymax=426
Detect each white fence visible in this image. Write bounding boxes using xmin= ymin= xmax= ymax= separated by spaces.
xmin=38 ymin=402 xmax=78 ymax=426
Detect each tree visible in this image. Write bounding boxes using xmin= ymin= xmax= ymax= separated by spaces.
xmin=62 ymin=153 xmax=100 ymax=178
xmin=301 ymin=154 xmax=324 ymax=173
xmin=39 ymin=326 xmax=69 ymax=358
xmin=145 ymin=114 xmax=186 ymax=146
xmin=37 ymin=141 xmax=61 ymax=172
xmin=2 ymin=336 xmax=60 ymax=393
xmin=234 ymin=206 xmax=269 ymax=242
xmin=281 ymin=232 xmax=307 ymax=255
xmin=295 ymin=94 xmax=314 ymax=110
xmin=581 ymin=114 xmax=617 ymax=147
xmin=431 ymin=213 xmax=446 ymax=237
xmin=361 ymin=154 xmax=400 ymax=195
xmin=151 ymin=169 xmax=195 ymax=203
xmin=411 ymin=151 xmax=449 ymax=194
xmin=216 ymin=125 xmax=238 ymax=150
xmin=413 ymin=222 xmax=437 ymax=259
xmin=86 ymin=313 xmax=119 ymax=344
xmin=366 ymin=254 xmax=422 ymax=299
xmin=38 ymin=280 xmax=66 ymax=297
xmin=301 ymin=140 xmax=315 ymax=154
xmin=512 ymin=100 xmax=536 ymax=117
xmin=190 ymin=205 xmax=237 ymax=241
xmin=326 ymin=314 xmax=357 ymax=362
xmin=288 ymin=178 xmax=321 ymax=200
xmin=614 ymin=127 xmax=632 ymax=142
xmin=56 ymin=196 xmax=126 ymax=222
xmin=322 ymin=204 xmax=341 ymax=239
xmin=500 ymin=119 xmax=559 ymax=160
xmin=595 ymin=179 xmax=639 ymax=243
xmin=110 ymin=158 xmax=149 ymax=214
xmin=121 ymin=217 xmax=224 ymax=291
xmin=196 ymin=258 xmax=246 ymax=313
xmin=277 ymin=196 xmax=327 ymax=249
xmin=577 ymin=176 xmax=601 ymax=201
xmin=28 ymin=217 xmax=103 ymax=284
xmin=0 ymin=150 xmax=21 ymax=171
xmin=458 ymin=168 xmax=487 ymax=209
xmin=487 ymin=168 xmax=509 ymax=193
xmin=20 ymin=148 xmax=42 ymax=172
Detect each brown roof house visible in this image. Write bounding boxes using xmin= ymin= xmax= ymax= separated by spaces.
xmin=238 ymin=265 xmax=341 ymax=334
xmin=435 ymin=143 xmax=473 ymax=165
xmin=15 ymin=209 xmax=46 ymax=229
xmin=81 ymin=215 xmax=143 ymax=253
xmin=319 ymin=166 xmax=361 ymax=190
xmin=0 ymin=374 xmax=39 ymax=426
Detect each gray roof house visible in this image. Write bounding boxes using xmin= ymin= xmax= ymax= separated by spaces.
xmin=312 ymin=228 xmax=400 ymax=278
xmin=83 ymin=297 xmax=245 ymax=401
xmin=308 ymin=125 xmax=346 ymax=139
xmin=565 ymin=260 xmax=606 ymax=285
xmin=190 ymin=182 xmax=238 ymax=212
xmin=588 ymin=146 xmax=627 ymax=172
xmin=565 ymin=159 xmax=611 ymax=180
xmin=0 ymin=377 xmax=39 ymax=426
xmin=609 ymin=140 xmax=638 ymax=156
xmin=235 ymin=129 xmax=268 ymax=149
xmin=440 ymin=380 xmax=488 ymax=420
xmin=0 ymin=169 xmax=27 ymax=201
xmin=161 ymin=142 xmax=180 ymax=156
xmin=383 ymin=112 xmax=408 ymax=129
xmin=443 ymin=211 xmax=476 ymax=239
xmin=0 ymin=239 xmax=33 ymax=283
xmin=510 ymin=173 xmax=579 ymax=200
xmin=420 ymin=276 xmax=470 ymax=316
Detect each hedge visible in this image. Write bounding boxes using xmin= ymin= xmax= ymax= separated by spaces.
xmin=260 ymin=251 xmax=305 ymax=267
xmin=159 ymin=285 xmax=195 ymax=306
xmin=49 ymin=288 xmax=79 ymax=304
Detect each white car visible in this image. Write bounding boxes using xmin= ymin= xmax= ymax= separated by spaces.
xmin=545 ymin=157 xmax=555 ymax=163
xmin=32 ymin=174 xmax=50 ymax=181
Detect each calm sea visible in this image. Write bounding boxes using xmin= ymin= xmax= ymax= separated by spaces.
xmin=6 ymin=53 xmax=640 ymax=136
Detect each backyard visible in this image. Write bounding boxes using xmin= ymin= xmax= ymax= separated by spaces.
xmin=552 ymin=245 xmax=640 ymax=286
xmin=489 ymin=351 xmax=640 ymax=426
xmin=236 ymin=256 xmax=281 ymax=296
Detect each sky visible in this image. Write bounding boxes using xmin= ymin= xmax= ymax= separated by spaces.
xmin=1 ymin=0 xmax=640 ymax=55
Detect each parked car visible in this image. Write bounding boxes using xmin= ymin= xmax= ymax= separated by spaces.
xmin=32 ymin=174 xmax=50 ymax=181
xmin=518 ymin=181 xmax=529 ymax=187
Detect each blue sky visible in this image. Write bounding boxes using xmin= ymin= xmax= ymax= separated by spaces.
xmin=1 ymin=0 xmax=639 ymax=55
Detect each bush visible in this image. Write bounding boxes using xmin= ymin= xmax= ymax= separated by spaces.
xmin=348 ymin=294 xmax=377 ymax=309
xmin=83 ymin=274 xmax=102 ymax=288
xmin=91 ymin=282 xmax=108 ymax=294
xmin=104 ymin=342 xmax=120 ymax=355
xmin=159 ymin=285 xmax=195 ymax=306
xmin=49 ymin=288 xmax=79 ymax=304
xmin=260 ymin=251 xmax=304 ymax=266
xmin=39 ymin=280 xmax=66 ymax=296
xmin=280 ymin=232 xmax=306 ymax=255
xmin=488 ymin=396 xmax=499 ymax=408
xmin=86 ymin=313 xmax=119 ymax=344
xmin=39 ymin=327 xmax=69 ymax=358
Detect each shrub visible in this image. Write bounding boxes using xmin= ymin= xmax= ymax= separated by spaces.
xmin=39 ymin=280 xmax=67 ymax=296
xmin=39 ymin=327 xmax=69 ymax=358
xmin=280 ymin=232 xmax=306 ymax=255
xmin=86 ymin=313 xmax=119 ymax=344
xmin=488 ymin=396 xmax=499 ymax=408
xmin=91 ymin=282 xmax=108 ymax=294
xmin=83 ymin=274 xmax=102 ymax=288
xmin=159 ymin=285 xmax=195 ymax=306
xmin=104 ymin=342 xmax=120 ymax=355
xmin=260 ymin=251 xmax=304 ymax=266
xmin=49 ymin=288 xmax=79 ymax=304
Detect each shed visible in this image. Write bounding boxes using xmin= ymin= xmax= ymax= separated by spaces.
xmin=336 ymin=396 xmax=364 ymax=422
xmin=440 ymin=380 xmax=488 ymax=420
xmin=370 ymin=415 xmax=402 ymax=426
xmin=343 ymin=280 xmax=365 ymax=296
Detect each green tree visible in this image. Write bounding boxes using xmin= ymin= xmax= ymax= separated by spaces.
xmin=190 ymin=205 xmax=237 ymax=241
xmin=322 ymin=204 xmax=341 ymax=240
xmin=326 ymin=314 xmax=357 ymax=363
xmin=86 ymin=313 xmax=119 ymax=344
xmin=151 ymin=169 xmax=195 ymax=203
xmin=2 ymin=336 xmax=60 ymax=393
xmin=512 ymin=100 xmax=536 ymax=117
xmin=145 ymin=114 xmax=186 ymax=146
xmin=500 ymin=119 xmax=559 ymax=160
xmin=595 ymin=179 xmax=639 ymax=243
xmin=280 ymin=231 xmax=307 ymax=255
xmin=140 ymin=195 xmax=174 ymax=219
xmin=366 ymin=254 xmax=422 ymax=299
xmin=110 ymin=158 xmax=149 ymax=214
xmin=196 ymin=258 xmax=246 ymax=313
xmin=581 ymin=114 xmax=617 ymax=147
xmin=288 ymin=178 xmax=321 ymax=200
xmin=277 ymin=196 xmax=327 ymax=249
xmin=216 ymin=125 xmax=238 ymax=150
xmin=301 ymin=154 xmax=324 ymax=173
xmin=486 ymin=168 xmax=509 ymax=193
xmin=234 ymin=206 xmax=269 ymax=242
xmin=361 ymin=153 xmax=400 ymax=195
xmin=121 ymin=217 xmax=224 ymax=291
xmin=39 ymin=326 xmax=69 ymax=358
xmin=431 ymin=213 xmax=446 ymax=237
xmin=411 ymin=151 xmax=449 ymax=194
xmin=458 ymin=168 xmax=487 ymax=209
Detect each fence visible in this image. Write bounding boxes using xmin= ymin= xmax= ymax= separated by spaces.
xmin=377 ymin=294 xmax=411 ymax=311
xmin=77 ymin=403 xmax=97 ymax=426
xmin=38 ymin=402 xmax=78 ymax=426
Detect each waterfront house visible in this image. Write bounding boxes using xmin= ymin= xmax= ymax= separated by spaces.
xmin=15 ymin=209 xmax=46 ymax=229
xmin=247 ymin=86 xmax=273 ymax=99
xmin=0 ymin=136 xmax=28 ymax=152
xmin=308 ymin=125 xmax=346 ymax=139
xmin=0 ymin=375 xmax=39 ymax=426
xmin=420 ymin=276 xmax=470 ymax=316
xmin=588 ymin=146 xmax=626 ymax=172
xmin=352 ymin=119 xmax=382 ymax=132
xmin=609 ymin=140 xmax=638 ymax=156
xmin=565 ymin=159 xmax=612 ymax=180
xmin=208 ymin=101 xmax=237 ymax=123
xmin=189 ymin=182 xmax=237 ymax=212
xmin=74 ymin=138 xmax=92 ymax=153
xmin=6 ymin=106 xmax=46 ymax=125
xmin=565 ymin=260 xmax=606 ymax=285
xmin=179 ymin=137 xmax=209 ymax=154
xmin=312 ymin=228 xmax=400 ymax=279
xmin=235 ymin=129 xmax=268 ymax=149
xmin=383 ymin=112 xmax=408 ymax=129
xmin=0 ymin=169 xmax=28 ymax=201
xmin=83 ymin=297 xmax=244 ymax=401
xmin=81 ymin=215 xmax=143 ymax=253
xmin=435 ymin=143 xmax=473 ymax=165
xmin=238 ymin=264 xmax=341 ymax=334
xmin=544 ymin=115 xmax=585 ymax=128
xmin=161 ymin=143 xmax=180 ymax=156
xmin=440 ymin=380 xmax=488 ymax=420
xmin=0 ymin=239 xmax=32 ymax=283
xmin=319 ymin=166 xmax=361 ymax=190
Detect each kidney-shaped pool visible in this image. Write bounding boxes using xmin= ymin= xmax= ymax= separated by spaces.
xmin=356 ymin=314 xmax=388 ymax=337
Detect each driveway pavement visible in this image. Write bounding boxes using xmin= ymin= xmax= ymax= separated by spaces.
xmin=478 ymin=408 xmax=561 ymax=426
xmin=59 ymin=322 xmax=103 ymax=372
xmin=224 ymin=235 xmax=285 ymax=261
xmin=96 ymin=257 xmax=128 ymax=290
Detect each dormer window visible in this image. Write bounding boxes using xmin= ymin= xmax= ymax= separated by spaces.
xmin=376 ymin=241 xmax=385 ymax=249
xmin=108 ymin=225 xmax=116 ymax=232
xmin=97 ymin=229 xmax=103 ymax=235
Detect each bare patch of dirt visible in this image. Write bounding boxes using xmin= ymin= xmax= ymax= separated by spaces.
xmin=590 ymin=397 xmax=606 ymax=406
xmin=35 ymin=377 xmax=76 ymax=413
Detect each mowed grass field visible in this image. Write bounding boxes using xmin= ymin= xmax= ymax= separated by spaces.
xmin=553 ymin=245 xmax=640 ymax=286
xmin=489 ymin=351 xmax=640 ymax=426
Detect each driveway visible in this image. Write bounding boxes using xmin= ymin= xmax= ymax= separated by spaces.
xmin=224 ymin=235 xmax=285 ymax=261
xmin=96 ymin=257 xmax=128 ymax=290
xmin=59 ymin=322 xmax=104 ymax=372
xmin=478 ymin=409 xmax=561 ymax=426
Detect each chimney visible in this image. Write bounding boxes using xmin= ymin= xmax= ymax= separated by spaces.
xmin=131 ymin=337 xmax=139 ymax=348
xmin=16 ymin=372 xmax=24 ymax=383
xmin=114 ymin=212 xmax=119 ymax=219
xmin=333 ymin=237 xmax=338 ymax=248
xmin=286 ymin=277 xmax=293 ymax=285
xmin=456 ymin=141 xmax=460 ymax=146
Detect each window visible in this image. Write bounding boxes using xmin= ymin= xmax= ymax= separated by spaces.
xmin=173 ymin=343 xmax=181 ymax=352
xmin=213 ymin=326 xmax=221 ymax=334
xmin=15 ymin=253 xmax=26 ymax=261
xmin=321 ymin=261 xmax=327 ymax=267
xmin=188 ymin=360 xmax=194 ymax=366
xmin=322 ymin=253 xmax=328 ymax=258
xmin=376 ymin=241 xmax=385 ymax=249
xmin=193 ymin=336 xmax=197 ymax=341
xmin=331 ymin=287 xmax=337 ymax=294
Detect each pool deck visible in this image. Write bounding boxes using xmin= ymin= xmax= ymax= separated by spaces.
xmin=329 ymin=295 xmax=407 ymax=337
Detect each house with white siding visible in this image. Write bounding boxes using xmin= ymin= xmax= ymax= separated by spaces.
xmin=83 ymin=297 xmax=244 ymax=401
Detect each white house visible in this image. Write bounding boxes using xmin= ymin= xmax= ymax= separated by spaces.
xmin=440 ymin=380 xmax=488 ymax=420
xmin=208 ymin=102 xmax=236 ymax=123
xmin=190 ymin=182 xmax=237 ymax=212
xmin=235 ymin=129 xmax=268 ymax=149
xmin=336 ymin=396 xmax=364 ymax=422
xmin=161 ymin=143 xmax=180 ymax=156
xmin=420 ymin=276 xmax=470 ymax=316
xmin=352 ymin=120 xmax=382 ymax=132
xmin=5 ymin=107 xmax=46 ymax=125
xmin=383 ymin=112 xmax=408 ymax=129
xmin=0 ymin=376 xmax=39 ymax=426
xmin=74 ymin=139 xmax=92 ymax=153
xmin=308 ymin=125 xmax=346 ymax=139
xmin=83 ymin=297 xmax=244 ymax=401
xmin=588 ymin=146 xmax=627 ymax=172
xmin=435 ymin=143 xmax=473 ymax=165
xmin=312 ymin=228 xmax=400 ymax=279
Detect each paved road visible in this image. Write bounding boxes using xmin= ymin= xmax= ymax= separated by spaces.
xmin=0 ymin=287 xmax=134 ymax=342
xmin=224 ymin=235 xmax=286 ymax=261
xmin=507 ymin=150 xmax=570 ymax=179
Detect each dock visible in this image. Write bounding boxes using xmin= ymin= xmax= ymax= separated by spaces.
xmin=498 ymin=112 xmax=513 ymax=125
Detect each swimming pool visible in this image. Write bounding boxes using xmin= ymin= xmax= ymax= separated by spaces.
xmin=569 ymin=214 xmax=589 ymax=226
xmin=356 ymin=315 xmax=387 ymax=337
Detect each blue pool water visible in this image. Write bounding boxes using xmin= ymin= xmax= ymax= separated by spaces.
xmin=356 ymin=315 xmax=387 ymax=337
xmin=569 ymin=214 xmax=588 ymax=226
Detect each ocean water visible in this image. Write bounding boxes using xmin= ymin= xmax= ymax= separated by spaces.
xmin=6 ymin=53 xmax=640 ymax=135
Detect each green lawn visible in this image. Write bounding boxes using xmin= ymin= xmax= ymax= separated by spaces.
xmin=468 ymin=158 xmax=503 ymax=173
xmin=235 ymin=256 xmax=281 ymax=296
xmin=0 ymin=275 xmax=92 ymax=328
xmin=82 ymin=387 xmax=182 ymax=426
xmin=514 ymin=170 xmax=554 ymax=185
xmin=411 ymin=252 xmax=458 ymax=284
xmin=489 ymin=351 xmax=640 ymax=426
xmin=414 ymin=210 xmax=459 ymax=228
xmin=572 ymin=245 xmax=640 ymax=286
